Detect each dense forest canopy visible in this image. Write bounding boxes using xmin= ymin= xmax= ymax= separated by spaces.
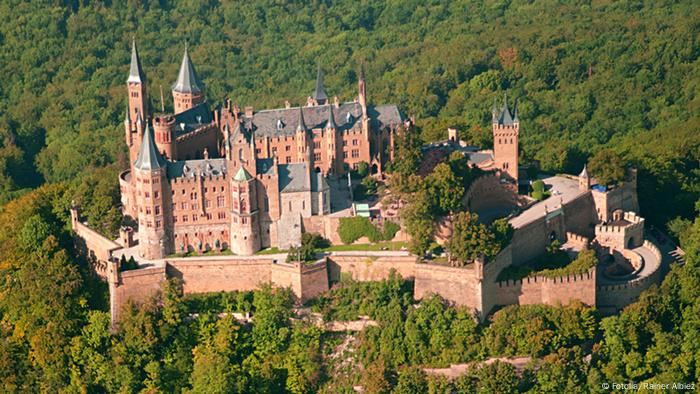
xmin=0 ymin=0 xmax=698 ymax=223
xmin=0 ymin=0 xmax=699 ymax=392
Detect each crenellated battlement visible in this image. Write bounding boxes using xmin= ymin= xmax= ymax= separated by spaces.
xmin=566 ymin=232 xmax=590 ymax=248
xmin=496 ymin=267 xmax=595 ymax=288
xmin=595 ymin=211 xmax=645 ymax=250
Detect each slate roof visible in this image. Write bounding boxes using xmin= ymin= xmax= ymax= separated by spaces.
xmin=134 ymin=124 xmax=166 ymax=171
xmin=234 ymin=167 xmax=253 ymax=182
xmin=313 ymin=66 xmax=328 ymax=102
xmin=467 ymin=152 xmax=494 ymax=166
xmin=311 ymin=171 xmax=330 ymax=192
xmin=241 ymin=103 xmax=402 ymax=138
xmin=278 ymin=163 xmax=310 ymax=193
xmin=166 ymin=158 xmax=226 ymax=179
xmin=172 ymin=46 xmax=203 ymax=94
xmin=256 ymin=158 xmax=275 ymax=175
xmin=579 ymin=164 xmax=589 ymax=178
xmin=173 ymin=102 xmax=213 ymax=136
xmin=495 ymin=93 xmax=518 ymax=126
xmin=127 ymin=40 xmax=145 ymax=84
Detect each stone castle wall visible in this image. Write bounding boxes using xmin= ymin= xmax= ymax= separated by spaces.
xmin=326 ymin=252 xmax=416 ymax=282
xmin=71 ymin=208 xmax=122 ymax=279
xmin=493 ymin=268 xmax=597 ymax=308
xmin=111 ymin=265 xmax=167 ymax=323
xmin=166 ymin=256 xmax=275 ymax=294
xmin=596 ymin=240 xmax=662 ymax=311
xmin=595 ymin=211 xmax=645 ymax=251
xmin=414 ymin=263 xmax=481 ymax=312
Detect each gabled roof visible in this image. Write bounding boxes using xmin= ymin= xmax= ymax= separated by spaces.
xmin=313 ymin=65 xmax=328 ymax=102
xmin=234 ymin=167 xmax=253 ymax=182
xmin=279 ymin=163 xmax=310 ymax=193
xmin=167 ymin=158 xmax=226 ymax=179
xmin=127 ymin=39 xmax=145 ymax=84
xmin=134 ymin=124 xmax=166 ymax=171
xmin=172 ymin=46 xmax=203 ymax=94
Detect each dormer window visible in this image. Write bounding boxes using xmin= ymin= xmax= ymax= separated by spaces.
xmin=183 ymin=164 xmax=190 ymax=173
xmin=196 ymin=115 xmax=202 ymax=123
xmin=346 ymin=113 xmax=353 ymax=123
xmin=277 ymin=119 xmax=284 ymax=130
xmin=180 ymin=122 xmax=186 ymax=130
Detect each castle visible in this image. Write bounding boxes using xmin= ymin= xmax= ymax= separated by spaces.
xmin=119 ymin=41 xmax=405 ymax=259
xmin=69 ymin=40 xmax=675 ymax=326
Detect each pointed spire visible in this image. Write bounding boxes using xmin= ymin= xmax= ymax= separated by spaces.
xmin=512 ymin=97 xmax=519 ymax=123
xmin=234 ymin=167 xmax=253 ymax=182
xmin=497 ymin=92 xmax=514 ymax=126
xmin=579 ymin=164 xmax=589 ymax=178
xmin=134 ymin=123 xmax=166 ymax=171
xmin=127 ymin=38 xmax=145 ymax=84
xmin=325 ymin=105 xmax=336 ymax=130
xmin=172 ymin=44 xmax=203 ymax=94
xmin=296 ymin=107 xmax=307 ymax=132
xmin=313 ymin=64 xmax=328 ymax=103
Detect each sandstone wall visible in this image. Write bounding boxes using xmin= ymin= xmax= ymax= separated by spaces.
xmin=270 ymin=260 xmax=330 ymax=302
xmin=414 ymin=263 xmax=481 ymax=313
xmin=112 ymin=266 xmax=167 ymax=323
xmin=326 ymin=252 xmax=417 ymax=282
xmin=597 ymin=241 xmax=662 ymax=311
xmin=166 ymin=256 xmax=275 ymax=294
xmin=561 ymin=192 xmax=597 ymax=237
xmin=494 ymin=268 xmax=596 ymax=308
xmin=71 ymin=209 xmax=122 ymax=279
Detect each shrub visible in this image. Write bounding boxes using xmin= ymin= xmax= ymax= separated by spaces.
xmin=532 ymin=179 xmax=546 ymax=192
xmin=356 ymin=161 xmax=369 ymax=178
xmin=382 ymin=221 xmax=401 ymax=240
xmin=338 ymin=216 xmax=381 ymax=244
xmin=531 ymin=190 xmax=545 ymax=201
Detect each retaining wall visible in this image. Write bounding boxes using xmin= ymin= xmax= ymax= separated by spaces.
xmin=326 ymin=252 xmax=416 ymax=282
xmin=494 ymin=268 xmax=597 ymax=308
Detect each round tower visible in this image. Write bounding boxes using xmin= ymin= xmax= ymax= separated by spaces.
xmin=153 ymin=114 xmax=177 ymax=160
xmin=134 ymin=124 xmax=171 ymax=259
xmin=230 ymin=167 xmax=260 ymax=255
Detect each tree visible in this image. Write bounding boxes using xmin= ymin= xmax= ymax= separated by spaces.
xmin=426 ymin=163 xmax=464 ymax=214
xmin=393 ymin=367 xmax=427 ymax=394
xmin=588 ymin=149 xmax=626 ymax=186
xmin=402 ymin=190 xmax=435 ymax=255
xmin=356 ymin=161 xmax=370 ymax=178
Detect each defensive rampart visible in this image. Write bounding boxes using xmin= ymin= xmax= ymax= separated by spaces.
xmin=70 ymin=207 xmax=122 ymax=278
xmin=494 ymin=268 xmax=597 ymax=307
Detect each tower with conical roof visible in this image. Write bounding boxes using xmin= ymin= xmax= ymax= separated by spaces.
xmin=133 ymin=124 xmax=171 ymax=259
xmin=127 ymin=39 xmax=148 ymax=124
xmin=172 ymin=44 xmax=204 ymax=114
xmin=492 ymin=92 xmax=520 ymax=183
xmin=579 ymin=164 xmax=590 ymax=191
xmin=230 ymin=166 xmax=260 ymax=255
xmin=295 ymin=107 xmax=310 ymax=163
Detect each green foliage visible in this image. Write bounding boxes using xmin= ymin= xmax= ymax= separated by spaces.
xmin=425 ymin=162 xmax=464 ymax=214
xmin=588 ymin=149 xmax=626 ymax=186
xmin=182 ymin=291 xmax=254 ymax=314
xmin=355 ymin=162 xmax=369 ymax=178
xmin=481 ymin=302 xmax=598 ymax=358
xmin=402 ymin=190 xmax=435 ymax=255
xmin=337 ymin=216 xmax=395 ymax=244
xmin=538 ymin=248 xmax=597 ymax=278
xmin=447 ymin=212 xmax=513 ymax=266
xmin=532 ymin=179 xmax=545 ymax=193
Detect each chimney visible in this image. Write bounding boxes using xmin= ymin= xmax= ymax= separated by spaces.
xmin=203 ymin=148 xmax=209 ymax=160
xmin=284 ymin=100 xmax=291 ymax=109
xmin=333 ymin=96 xmax=340 ymax=108
xmin=244 ymin=106 xmax=254 ymax=118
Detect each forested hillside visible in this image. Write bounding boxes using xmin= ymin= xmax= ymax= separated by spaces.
xmin=0 ymin=0 xmax=698 ymax=222
xmin=0 ymin=0 xmax=699 ymax=392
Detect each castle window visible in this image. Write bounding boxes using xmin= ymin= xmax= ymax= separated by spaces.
xmin=289 ymin=201 xmax=292 ymax=211
xmin=272 ymin=147 xmax=277 ymax=155
xmin=183 ymin=215 xmax=188 ymax=222
xmin=181 ymin=202 xmax=188 ymax=210
xmin=242 ymin=217 xmax=248 ymax=224
xmin=286 ymin=146 xmax=291 ymax=151
xmin=154 ymin=191 xmax=159 ymax=199
xmin=192 ymin=214 xmax=198 ymax=222
xmin=174 ymin=216 xmax=178 ymax=223
xmin=155 ymin=206 xmax=160 ymax=215
xmin=155 ymin=220 xmax=161 ymax=228
xmin=286 ymin=156 xmax=291 ymax=163
xmin=204 ymin=187 xmax=207 ymax=193
xmin=192 ymin=203 xmax=198 ymax=210
xmin=264 ymin=197 xmax=269 ymax=212
xmin=353 ymin=139 xmax=358 ymax=146
xmin=146 ymin=207 xmax=152 ymax=215
xmin=352 ymin=149 xmax=359 ymax=158
xmin=233 ymin=200 xmax=238 ymax=209
xmin=343 ymin=151 xmax=348 ymax=159
xmin=191 ymin=192 xmax=197 ymax=200
xmin=147 ymin=221 xmax=152 ymax=228
xmin=218 ymin=212 xmax=226 ymax=219
xmin=217 ymin=196 xmax=225 ymax=207
xmin=145 ymin=192 xmax=150 ymax=198
xmin=205 ymin=200 xmax=211 ymax=208
xmin=241 ymin=200 xmax=246 ymax=211
xmin=302 ymin=201 xmax=305 ymax=210
xmin=314 ymin=153 xmax=321 ymax=161
xmin=342 ymin=140 xmax=347 ymax=147
xmin=510 ymin=138 xmax=513 ymax=144
xmin=314 ymin=141 xmax=320 ymax=149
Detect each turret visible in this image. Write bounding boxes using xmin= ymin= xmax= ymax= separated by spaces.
xmin=230 ymin=167 xmax=260 ymax=255
xmin=358 ymin=64 xmax=368 ymax=120
xmin=172 ymin=44 xmax=204 ymax=114
xmin=579 ymin=164 xmax=590 ymax=191
xmin=153 ymin=114 xmax=177 ymax=160
xmin=325 ymin=105 xmax=338 ymax=174
xmin=492 ymin=92 xmax=520 ymax=183
xmin=127 ymin=39 xmax=148 ymax=123
xmin=133 ymin=123 xmax=170 ymax=259
xmin=311 ymin=65 xmax=328 ymax=106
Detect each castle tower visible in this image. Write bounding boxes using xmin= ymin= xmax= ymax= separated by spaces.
xmin=172 ymin=45 xmax=204 ymax=114
xmin=127 ymin=39 xmax=148 ymax=124
xmin=492 ymin=93 xmax=519 ymax=183
xmin=579 ymin=164 xmax=590 ymax=191
xmin=358 ymin=64 xmax=368 ymax=120
xmin=153 ymin=114 xmax=177 ymax=160
xmin=230 ymin=167 xmax=260 ymax=255
xmin=133 ymin=123 xmax=170 ymax=259
xmin=311 ymin=65 xmax=328 ymax=106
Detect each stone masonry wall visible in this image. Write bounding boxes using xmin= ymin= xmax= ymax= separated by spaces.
xmin=493 ymin=268 xmax=597 ymax=308
xmin=326 ymin=252 xmax=417 ymax=282
xmin=112 ymin=266 xmax=167 ymax=323
xmin=414 ymin=263 xmax=481 ymax=313
xmin=166 ymin=256 xmax=275 ymax=294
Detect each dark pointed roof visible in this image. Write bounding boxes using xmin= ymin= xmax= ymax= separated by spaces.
xmin=312 ymin=65 xmax=328 ymax=102
xmin=134 ymin=123 xmax=166 ymax=171
xmin=172 ymin=45 xmax=203 ymax=94
xmin=496 ymin=92 xmax=517 ymax=126
xmin=127 ymin=39 xmax=145 ymax=84
xmin=325 ymin=105 xmax=336 ymax=129
xmin=296 ymin=106 xmax=307 ymax=132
